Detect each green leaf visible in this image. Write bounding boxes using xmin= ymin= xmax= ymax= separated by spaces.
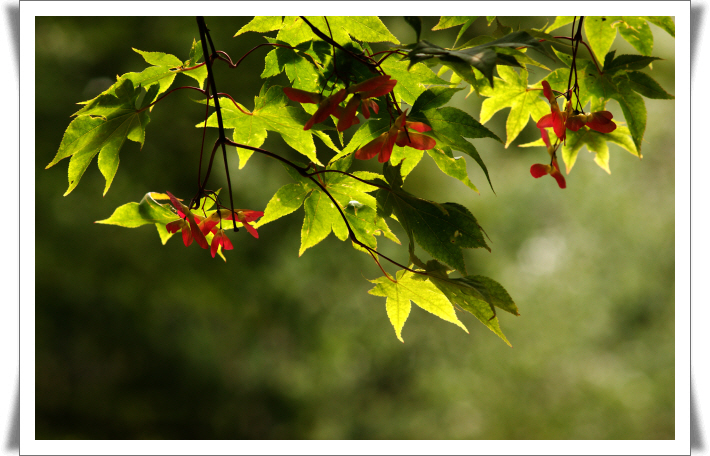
xmin=276 ymin=16 xmax=319 ymax=46
xmin=234 ymin=16 xmax=284 ymax=36
xmin=404 ymin=31 xmax=545 ymax=89
xmin=48 ymin=79 xmax=150 ymax=195
xmin=432 ymin=16 xmax=472 ymax=31
xmin=610 ymin=77 xmax=646 ymax=154
xmin=181 ymin=39 xmax=208 ymax=89
xmin=424 ymin=265 xmax=514 ymax=346
xmin=329 ymin=16 xmax=400 ymax=44
xmin=410 ymin=105 xmax=499 ymax=191
xmin=380 ymin=57 xmax=448 ymax=106
xmin=552 ymin=47 xmax=573 ymax=67
xmin=203 ymin=84 xmax=324 ymax=167
xmin=492 ymin=18 xmax=513 ymax=38
xmin=333 ymin=118 xmax=390 ymax=162
xmin=561 ymin=125 xmax=639 ymax=174
xmin=561 ymin=127 xmax=610 ymax=174
xmin=389 ymin=146 xmax=424 ymax=180
xmin=261 ymin=41 xmax=320 ymax=92
xmin=545 ymin=16 xmax=575 ymax=33
xmin=617 ymin=17 xmax=654 ymax=55
xmin=426 ymin=146 xmax=479 ymax=193
xmin=605 ymin=54 xmax=661 ymax=72
xmin=410 ymin=87 xmax=464 ymax=113
xmin=642 ymin=16 xmax=675 ymax=37
xmin=299 ymin=190 xmax=346 ymax=255
xmin=495 ymin=47 xmax=550 ymax=71
xmin=155 ymin=223 xmax=174 ymax=245
xmin=626 ymin=71 xmax=675 ymax=99
xmin=404 ymin=16 xmax=423 ymax=42
xmin=578 ymin=60 xmax=616 ymax=111
xmin=344 ymin=204 xmax=401 ymax=252
xmin=254 ymin=183 xmax=311 ymax=228
xmin=368 ymin=270 xmax=469 ymax=342
xmin=584 ymin=16 xmax=620 ymax=65
xmin=479 ymin=66 xmax=549 ymax=147
xmin=133 ymin=48 xmax=182 ymax=68
xmin=96 ymin=192 xmax=178 ymax=228
xmin=275 ymin=160 xmax=395 ymax=256
xmin=417 ymin=106 xmax=500 ymax=143
xmin=377 ymin=163 xmax=489 ymax=274
xmin=277 ymin=16 xmax=399 ymax=47
xmin=432 ymin=16 xmax=478 ymax=44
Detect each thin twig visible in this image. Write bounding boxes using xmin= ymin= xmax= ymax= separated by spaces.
xmin=197 ymin=16 xmax=237 ymax=231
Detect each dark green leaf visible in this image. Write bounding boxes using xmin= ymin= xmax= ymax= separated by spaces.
xmin=404 ymin=16 xmax=422 ymax=42
xmin=410 ymin=105 xmax=499 ymax=191
xmin=377 ymin=163 xmax=489 ymax=275
xmin=605 ymin=54 xmax=662 ymax=72
xmin=410 ymin=87 xmax=464 ymax=114
xmin=492 ymin=18 xmax=513 ymax=38
xmin=424 ymin=266 xmax=514 ymax=346
xmin=626 ymin=70 xmax=675 ymax=99
xmin=610 ymin=77 xmax=647 ymax=153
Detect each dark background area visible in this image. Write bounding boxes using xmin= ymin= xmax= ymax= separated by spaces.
xmin=35 ymin=16 xmax=675 ymax=439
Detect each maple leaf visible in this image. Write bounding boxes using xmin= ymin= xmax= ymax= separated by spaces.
xmin=479 ymin=66 xmax=549 ymax=148
xmin=368 ymin=270 xmax=469 ymax=342
xmin=202 ymin=83 xmax=327 ymax=168
xmin=255 ymin=157 xmax=399 ymax=256
xmin=376 ymin=162 xmax=489 ymax=276
xmin=47 ymin=79 xmax=153 ymax=196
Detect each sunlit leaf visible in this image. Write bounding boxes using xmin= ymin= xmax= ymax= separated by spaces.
xmin=202 ymin=84 xmax=324 ymax=167
xmin=96 ymin=192 xmax=178 ymax=228
xmin=368 ymin=270 xmax=468 ymax=342
xmin=479 ymin=66 xmax=549 ymax=147
xmin=48 ymin=79 xmax=151 ymax=195
xmin=234 ymin=16 xmax=284 ymax=37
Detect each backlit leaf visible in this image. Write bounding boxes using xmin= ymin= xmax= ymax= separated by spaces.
xmin=479 ymin=66 xmax=549 ymax=147
xmin=368 ymin=270 xmax=468 ymax=342
xmin=584 ymin=16 xmax=620 ymax=65
xmin=234 ymin=16 xmax=284 ymax=37
xmin=380 ymin=57 xmax=448 ymax=106
xmin=96 ymin=192 xmax=178 ymax=228
xmin=617 ymin=17 xmax=653 ymax=55
xmin=48 ymin=79 xmax=150 ymax=195
xmin=203 ymin=84 xmax=324 ymax=166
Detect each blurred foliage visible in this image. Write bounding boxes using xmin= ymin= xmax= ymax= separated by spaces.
xmin=36 ymin=16 xmax=674 ymax=439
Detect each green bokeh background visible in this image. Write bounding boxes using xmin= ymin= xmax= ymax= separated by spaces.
xmin=35 ymin=16 xmax=675 ymax=439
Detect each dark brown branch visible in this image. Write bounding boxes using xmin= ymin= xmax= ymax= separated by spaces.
xmin=197 ymin=16 xmax=237 ymax=231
